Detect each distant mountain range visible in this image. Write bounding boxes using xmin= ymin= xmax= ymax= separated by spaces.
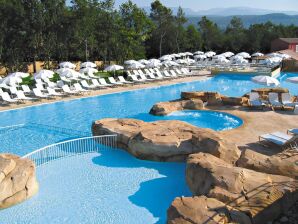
xmin=186 ymin=14 xmax=298 ymax=29
xmin=143 ymin=6 xmax=298 ymax=17
xmin=143 ymin=7 xmax=298 ymax=28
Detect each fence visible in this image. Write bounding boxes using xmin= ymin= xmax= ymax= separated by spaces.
xmin=23 ymin=135 xmax=117 ymax=167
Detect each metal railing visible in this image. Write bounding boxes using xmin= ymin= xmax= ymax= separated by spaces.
xmin=23 ymin=135 xmax=117 ymax=167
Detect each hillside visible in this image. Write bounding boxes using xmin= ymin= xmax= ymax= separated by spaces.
xmin=186 ymin=13 xmax=298 ymax=29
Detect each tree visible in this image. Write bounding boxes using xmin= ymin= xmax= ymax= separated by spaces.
xmin=198 ymin=16 xmax=222 ymax=51
xmin=174 ymin=7 xmax=187 ymax=52
xmin=224 ymin=17 xmax=246 ymax=52
xmin=185 ymin=25 xmax=202 ymax=52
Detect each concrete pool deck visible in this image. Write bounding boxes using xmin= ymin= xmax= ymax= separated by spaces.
xmin=213 ymin=106 xmax=298 ymax=155
xmin=0 ymin=71 xmax=211 ymax=112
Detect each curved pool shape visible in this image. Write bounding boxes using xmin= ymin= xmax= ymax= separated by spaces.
xmin=132 ymin=110 xmax=243 ymax=131
xmin=0 ymin=150 xmax=191 ymax=224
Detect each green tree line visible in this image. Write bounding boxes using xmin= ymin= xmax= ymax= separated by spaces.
xmin=0 ymin=0 xmax=297 ymax=72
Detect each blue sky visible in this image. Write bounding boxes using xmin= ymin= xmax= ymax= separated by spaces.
xmin=113 ymin=0 xmax=298 ymax=11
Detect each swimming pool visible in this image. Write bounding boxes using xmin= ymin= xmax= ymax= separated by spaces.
xmin=0 ymin=72 xmax=297 ymax=156
xmin=133 ymin=110 xmax=243 ymax=131
xmin=0 ymin=150 xmax=191 ymax=224
xmin=0 ymin=72 xmax=297 ymax=223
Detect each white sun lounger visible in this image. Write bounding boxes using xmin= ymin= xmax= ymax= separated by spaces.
xmin=91 ymin=79 xmax=105 ymax=88
xmin=281 ymin=93 xmax=298 ymax=108
xmin=33 ymin=88 xmax=52 ymax=99
xmin=1 ymin=92 xmax=19 ymax=103
xmin=62 ymin=85 xmax=79 ymax=95
xmin=9 ymin=86 xmax=18 ymax=95
xmin=248 ymin=92 xmax=265 ymax=109
xmin=73 ymin=83 xmax=90 ymax=93
xmin=132 ymin=70 xmax=140 ymax=76
xmin=269 ymin=92 xmax=283 ymax=110
xmin=169 ymin=70 xmax=178 ymax=77
xmin=47 ymin=87 xmax=64 ymax=97
xmin=129 ymin=75 xmax=146 ymax=83
xmin=79 ymin=73 xmax=91 ymax=80
xmin=15 ymin=91 xmax=37 ymax=101
xmin=99 ymin=78 xmax=113 ymax=87
xmin=108 ymin=77 xmax=124 ymax=85
xmin=175 ymin=69 xmax=183 ymax=76
xmin=118 ymin=76 xmax=133 ymax=84
xmin=259 ymin=131 xmax=298 ymax=149
xmin=21 ymin=85 xmax=33 ymax=95
xmin=287 ymin=129 xmax=298 ymax=135
xmin=36 ymin=83 xmax=46 ymax=91
xmin=163 ymin=70 xmax=174 ymax=78
xmin=81 ymin=80 xmax=97 ymax=89
xmin=139 ymin=74 xmax=154 ymax=82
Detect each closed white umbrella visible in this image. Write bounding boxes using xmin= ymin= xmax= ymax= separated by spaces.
xmin=59 ymin=62 xmax=76 ymax=69
xmin=58 ymin=68 xmax=80 ymax=79
xmin=1 ymin=72 xmax=29 ymax=85
xmin=34 ymin=70 xmax=54 ymax=80
xmin=162 ymin=60 xmax=179 ymax=67
xmin=148 ymin=59 xmax=161 ymax=63
xmin=127 ymin=62 xmax=145 ymax=69
xmin=80 ymin=62 xmax=97 ymax=68
xmin=252 ymin=52 xmax=264 ymax=57
xmin=104 ymin=65 xmax=124 ymax=72
xmin=286 ymin=77 xmax=298 ymax=84
xmin=159 ymin=55 xmax=172 ymax=61
xmin=194 ymin=54 xmax=207 ymax=60
xmin=252 ymin=76 xmax=280 ymax=86
xmin=205 ymin=51 xmax=216 ymax=57
xmin=146 ymin=61 xmax=162 ymax=68
xmin=194 ymin=51 xmax=204 ymax=55
xmin=80 ymin=67 xmax=98 ymax=74
xmin=138 ymin=59 xmax=149 ymax=65
xmin=124 ymin=60 xmax=138 ymax=65
xmin=222 ymin=52 xmax=234 ymax=58
xmin=237 ymin=52 xmax=251 ymax=59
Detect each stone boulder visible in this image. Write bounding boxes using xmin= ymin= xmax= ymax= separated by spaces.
xmin=181 ymin=91 xmax=222 ymax=106
xmin=149 ymin=99 xmax=204 ymax=116
xmin=237 ymin=149 xmax=298 ymax=179
xmin=186 ymin=152 xmax=298 ymax=224
xmin=92 ymin=118 xmax=241 ymax=163
xmin=0 ymin=154 xmax=38 ymax=209
xmin=167 ymin=196 xmax=251 ymax=224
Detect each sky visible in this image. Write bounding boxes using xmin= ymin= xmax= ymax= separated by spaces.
xmin=113 ymin=0 xmax=298 ymax=11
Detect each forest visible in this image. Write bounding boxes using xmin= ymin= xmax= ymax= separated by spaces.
xmin=0 ymin=0 xmax=298 ymax=72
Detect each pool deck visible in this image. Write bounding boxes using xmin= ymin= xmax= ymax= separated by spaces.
xmin=213 ymin=106 xmax=298 ymax=155
xmin=0 ymin=71 xmax=211 ymax=112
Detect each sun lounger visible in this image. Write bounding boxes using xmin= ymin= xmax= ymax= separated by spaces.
xmin=62 ymin=85 xmax=79 ymax=95
xmin=139 ymin=74 xmax=154 ymax=82
xmin=129 ymin=75 xmax=146 ymax=83
xmin=47 ymin=87 xmax=64 ymax=97
xmin=1 ymin=92 xmax=19 ymax=103
xmin=269 ymin=92 xmax=283 ymax=110
xmin=36 ymin=83 xmax=46 ymax=91
xmin=99 ymin=78 xmax=113 ymax=87
xmin=163 ymin=71 xmax=174 ymax=78
xmin=287 ymin=129 xmax=298 ymax=135
xmin=132 ymin=70 xmax=140 ymax=75
xmin=118 ymin=76 xmax=133 ymax=84
xmin=79 ymin=73 xmax=91 ymax=80
xmin=91 ymin=79 xmax=105 ymax=88
xmin=108 ymin=77 xmax=124 ymax=85
xmin=281 ymin=93 xmax=298 ymax=108
xmin=9 ymin=86 xmax=18 ymax=95
xmin=33 ymin=88 xmax=52 ymax=99
xmin=81 ymin=80 xmax=97 ymax=89
xmin=21 ymin=85 xmax=33 ymax=95
xmin=175 ymin=69 xmax=184 ymax=76
xmin=248 ymin=92 xmax=265 ymax=109
xmin=15 ymin=90 xmax=37 ymax=101
xmin=169 ymin=70 xmax=178 ymax=78
xmin=73 ymin=83 xmax=90 ymax=93
xmin=259 ymin=131 xmax=298 ymax=149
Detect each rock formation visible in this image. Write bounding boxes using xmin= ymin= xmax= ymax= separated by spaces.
xmin=0 ymin=154 xmax=38 ymax=209
xmin=92 ymin=118 xmax=241 ymax=163
xmin=167 ymin=196 xmax=252 ymax=224
xmin=237 ymin=149 xmax=298 ymax=179
xmin=186 ymin=152 xmax=298 ymax=224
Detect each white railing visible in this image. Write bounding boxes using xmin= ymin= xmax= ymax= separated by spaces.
xmin=23 ymin=135 xmax=117 ymax=167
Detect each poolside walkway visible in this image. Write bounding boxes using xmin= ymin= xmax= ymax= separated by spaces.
xmin=214 ymin=106 xmax=298 ymax=155
xmin=0 ymin=71 xmax=211 ymax=112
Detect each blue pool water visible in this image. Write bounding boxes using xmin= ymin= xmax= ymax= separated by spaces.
xmin=0 ymin=72 xmax=297 ymax=156
xmin=0 ymin=72 xmax=297 ymax=223
xmin=133 ymin=110 xmax=243 ymax=131
xmin=0 ymin=150 xmax=191 ymax=224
